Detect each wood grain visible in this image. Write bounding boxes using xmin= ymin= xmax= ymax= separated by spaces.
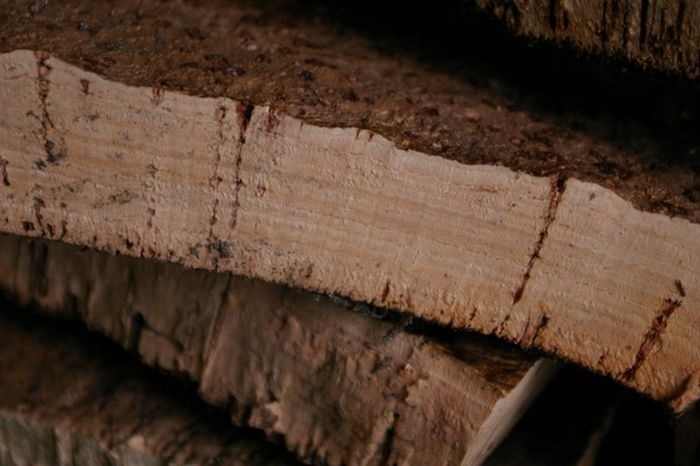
xmin=0 ymin=234 xmax=555 ymax=466
xmin=475 ymin=0 xmax=700 ymax=77
xmin=0 ymin=309 xmax=300 ymax=466
xmin=0 ymin=49 xmax=697 ymax=410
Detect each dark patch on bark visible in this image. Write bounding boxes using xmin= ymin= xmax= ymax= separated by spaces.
xmin=33 ymin=197 xmax=45 ymax=234
xmin=35 ymin=53 xmax=67 ymax=164
xmin=127 ymin=312 xmax=145 ymax=352
xmin=146 ymin=208 xmax=156 ymax=228
xmin=151 ymin=86 xmax=164 ymax=105
xmin=265 ymin=107 xmax=281 ymax=133
xmin=209 ymin=238 xmax=232 ymax=259
xmin=380 ymin=280 xmax=391 ymax=303
xmin=676 ymin=0 xmax=687 ymax=41
xmin=377 ymin=412 xmax=398 ymax=466
xmin=675 ymin=279 xmax=686 ymax=297
xmin=207 ymin=104 xmax=229 ymax=249
xmin=639 ymin=0 xmax=650 ymax=46
xmin=236 ymin=102 xmax=254 ymax=144
xmin=59 ymin=220 xmax=68 ymax=240
xmin=548 ymin=0 xmax=558 ymax=31
xmin=230 ymin=140 xmax=244 ymax=231
xmin=0 ymin=157 xmax=9 ymax=186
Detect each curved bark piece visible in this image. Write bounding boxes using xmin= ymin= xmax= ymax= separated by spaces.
xmin=474 ymin=0 xmax=700 ymax=78
xmin=0 ymin=48 xmax=697 ymax=411
xmin=0 ymin=234 xmax=556 ymax=466
xmin=0 ymin=311 xmax=299 ymax=466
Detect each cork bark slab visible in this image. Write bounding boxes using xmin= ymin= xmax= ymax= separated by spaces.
xmin=0 ymin=234 xmax=556 ymax=466
xmin=0 ymin=48 xmax=698 ymax=411
xmin=0 ymin=306 xmax=625 ymax=466
xmin=474 ymin=0 xmax=700 ymax=78
xmin=0 ymin=310 xmax=301 ymax=466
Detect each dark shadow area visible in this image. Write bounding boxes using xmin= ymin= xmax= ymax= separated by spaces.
xmin=0 ymin=295 xmax=300 ymax=465
xmin=0 ymin=289 xmax=687 ymax=465
xmin=256 ymin=0 xmax=700 ymax=170
xmin=487 ymin=365 xmax=675 ymax=465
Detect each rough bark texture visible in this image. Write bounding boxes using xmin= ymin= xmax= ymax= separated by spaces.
xmin=474 ymin=0 xmax=700 ymax=78
xmin=0 ymin=0 xmax=697 ymax=410
xmin=0 ymin=46 xmax=697 ymax=409
xmin=0 ymin=234 xmax=556 ymax=466
xmin=0 ymin=309 xmax=299 ymax=466
xmin=0 ymin=305 xmax=659 ymax=466
xmin=0 ymin=0 xmax=697 ymax=222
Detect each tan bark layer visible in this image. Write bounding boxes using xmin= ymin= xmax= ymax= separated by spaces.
xmin=0 ymin=311 xmax=299 ymax=466
xmin=474 ymin=0 xmax=700 ymax=78
xmin=0 ymin=0 xmax=697 ymax=222
xmin=0 ymin=234 xmax=555 ymax=466
xmin=0 ymin=49 xmax=697 ymax=410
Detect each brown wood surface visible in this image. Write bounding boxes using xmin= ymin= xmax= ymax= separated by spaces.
xmin=474 ymin=0 xmax=700 ymax=78
xmin=2 ymin=304 xmax=667 ymax=466
xmin=0 ymin=234 xmax=556 ymax=466
xmin=0 ymin=309 xmax=299 ymax=466
xmin=0 ymin=0 xmax=698 ymax=411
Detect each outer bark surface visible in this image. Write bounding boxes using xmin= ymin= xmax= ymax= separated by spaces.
xmin=0 ymin=234 xmax=555 ymax=466
xmin=0 ymin=0 xmax=698 ymax=410
xmin=474 ymin=0 xmax=700 ymax=78
xmin=0 ymin=310 xmax=299 ymax=466
xmin=1 ymin=305 xmax=654 ymax=466
xmin=0 ymin=0 xmax=697 ymax=221
xmin=0 ymin=47 xmax=697 ymax=410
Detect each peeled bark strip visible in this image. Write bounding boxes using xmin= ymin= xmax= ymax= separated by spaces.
xmin=474 ymin=0 xmax=700 ymax=78
xmin=0 ymin=310 xmax=299 ymax=466
xmin=0 ymin=234 xmax=556 ymax=466
xmin=0 ymin=45 xmax=697 ymax=409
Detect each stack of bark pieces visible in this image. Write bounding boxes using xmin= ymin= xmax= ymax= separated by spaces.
xmin=0 ymin=0 xmax=698 ymax=465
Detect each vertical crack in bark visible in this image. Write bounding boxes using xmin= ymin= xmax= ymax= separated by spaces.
xmin=207 ymin=103 xmax=227 ymax=267
xmin=675 ymin=0 xmax=687 ymax=41
xmin=127 ymin=311 xmax=145 ymax=352
xmin=230 ymin=102 xmax=252 ymax=231
xmin=622 ymin=297 xmax=682 ymax=382
xmin=235 ymin=102 xmax=254 ymax=145
xmin=519 ymin=312 xmax=550 ymax=347
xmin=0 ymin=156 xmax=9 ymax=186
xmin=200 ymin=275 xmax=233 ymax=380
xmin=32 ymin=196 xmax=45 ymax=236
xmin=675 ymin=279 xmax=686 ymax=297
xmin=512 ymin=174 xmax=566 ymax=305
xmin=29 ymin=240 xmax=49 ymax=298
xmin=639 ymin=0 xmax=650 ymax=46
xmin=377 ymin=412 xmax=398 ymax=466
xmin=35 ymin=52 xmax=66 ymax=164
xmin=548 ymin=0 xmax=559 ymax=32
xmin=127 ymin=311 xmax=185 ymax=356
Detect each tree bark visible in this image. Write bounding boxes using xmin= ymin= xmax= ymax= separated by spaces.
xmin=0 ymin=234 xmax=557 ymax=466
xmin=474 ymin=0 xmax=700 ymax=78
xmin=0 ymin=310 xmax=299 ymax=466
xmin=0 ymin=0 xmax=697 ymax=411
